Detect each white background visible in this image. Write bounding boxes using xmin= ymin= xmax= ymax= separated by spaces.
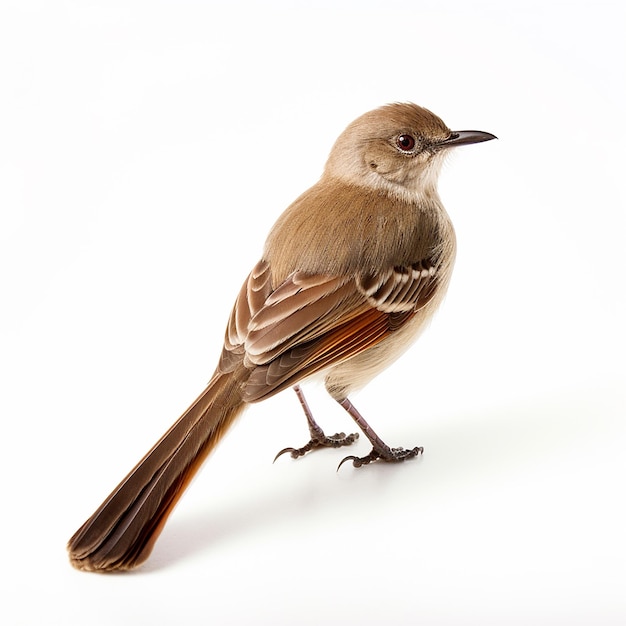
xmin=1 ymin=1 xmax=625 ymax=624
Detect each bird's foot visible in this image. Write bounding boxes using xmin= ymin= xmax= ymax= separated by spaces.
xmin=337 ymin=444 xmax=423 ymax=470
xmin=274 ymin=431 xmax=359 ymax=462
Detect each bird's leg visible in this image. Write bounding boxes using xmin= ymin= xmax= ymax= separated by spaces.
xmin=273 ymin=385 xmax=359 ymax=462
xmin=336 ymin=397 xmax=423 ymax=470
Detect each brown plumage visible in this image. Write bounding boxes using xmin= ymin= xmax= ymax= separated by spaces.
xmin=68 ymin=103 xmax=495 ymax=572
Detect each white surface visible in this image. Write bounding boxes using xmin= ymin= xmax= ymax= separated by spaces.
xmin=1 ymin=1 xmax=625 ymax=624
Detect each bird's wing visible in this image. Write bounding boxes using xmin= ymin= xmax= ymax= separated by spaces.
xmin=219 ymin=258 xmax=439 ymax=401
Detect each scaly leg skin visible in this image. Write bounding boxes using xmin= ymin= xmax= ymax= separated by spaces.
xmin=336 ymin=397 xmax=423 ymax=470
xmin=274 ymin=385 xmax=360 ymax=462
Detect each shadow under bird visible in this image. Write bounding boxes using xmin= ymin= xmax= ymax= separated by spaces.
xmin=68 ymin=102 xmax=496 ymax=572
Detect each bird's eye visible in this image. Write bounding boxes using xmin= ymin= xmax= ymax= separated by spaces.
xmin=396 ymin=134 xmax=417 ymax=152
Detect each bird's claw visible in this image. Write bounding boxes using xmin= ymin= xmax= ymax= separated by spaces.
xmin=337 ymin=445 xmax=423 ymax=471
xmin=273 ymin=445 xmax=310 ymax=462
xmin=273 ymin=432 xmax=359 ymax=463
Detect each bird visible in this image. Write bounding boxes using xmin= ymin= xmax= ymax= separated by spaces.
xmin=67 ymin=102 xmax=496 ymax=572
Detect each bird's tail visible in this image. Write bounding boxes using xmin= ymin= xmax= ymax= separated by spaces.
xmin=67 ymin=363 xmax=249 ymax=572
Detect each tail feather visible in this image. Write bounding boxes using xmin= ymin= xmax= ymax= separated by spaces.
xmin=68 ymin=364 xmax=249 ymax=572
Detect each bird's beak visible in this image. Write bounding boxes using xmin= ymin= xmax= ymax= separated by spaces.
xmin=437 ymin=130 xmax=497 ymax=149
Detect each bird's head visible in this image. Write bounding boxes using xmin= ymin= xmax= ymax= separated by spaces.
xmin=324 ymin=102 xmax=496 ymax=198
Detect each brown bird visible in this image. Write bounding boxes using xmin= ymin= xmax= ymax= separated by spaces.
xmin=68 ymin=102 xmax=496 ymax=572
